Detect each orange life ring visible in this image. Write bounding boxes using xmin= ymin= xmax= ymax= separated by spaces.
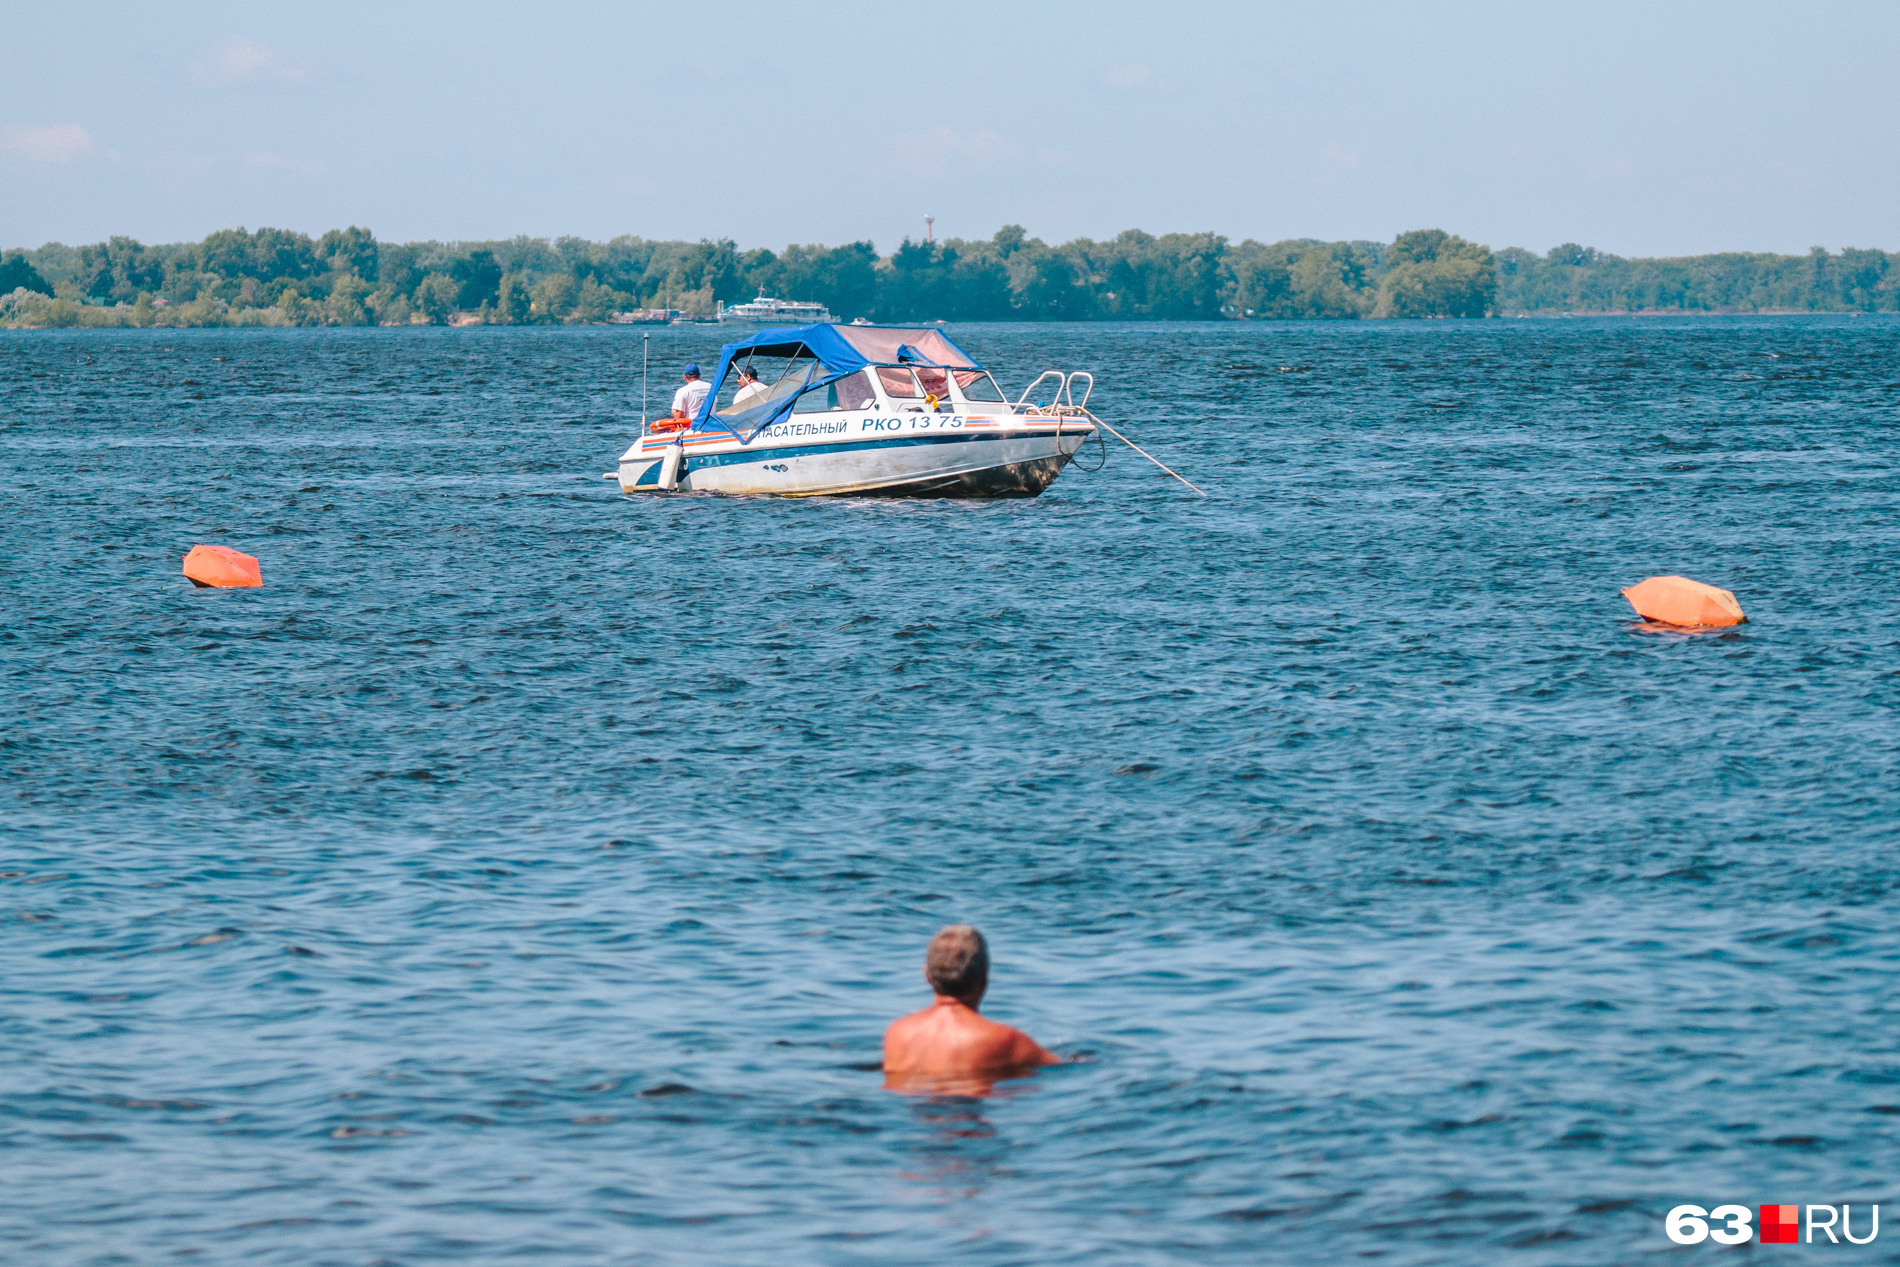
xmin=649 ymin=417 xmax=690 ymax=435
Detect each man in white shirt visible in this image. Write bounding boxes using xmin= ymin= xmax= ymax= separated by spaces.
xmin=732 ymin=366 xmax=769 ymax=410
xmin=669 ymin=363 xmax=710 ymax=426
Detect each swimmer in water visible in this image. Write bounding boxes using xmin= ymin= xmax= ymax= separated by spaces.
xmin=883 ymin=925 xmax=1057 ymax=1093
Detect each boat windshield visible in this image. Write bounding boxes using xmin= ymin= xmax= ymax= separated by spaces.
xmin=953 ymin=369 xmax=1006 ymax=403
xmin=713 ymin=353 xmax=831 ymax=418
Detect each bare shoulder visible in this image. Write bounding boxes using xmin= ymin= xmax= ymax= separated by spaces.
xmin=883 ymin=1008 xmax=929 ymax=1043
xmin=991 ymin=1018 xmax=1059 ymax=1066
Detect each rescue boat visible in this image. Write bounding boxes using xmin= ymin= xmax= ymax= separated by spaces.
xmin=613 ymin=324 xmax=1097 ymax=498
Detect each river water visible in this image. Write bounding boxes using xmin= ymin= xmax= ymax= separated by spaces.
xmin=2 ymin=318 xmax=1896 ymax=1264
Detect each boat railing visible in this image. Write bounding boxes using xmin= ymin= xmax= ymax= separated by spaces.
xmin=1016 ymin=370 xmax=1094 ymax=417
xmin=1015 ymin=370 xmax=1067 ymax=412
xmin=1066 ymin=371 xmax=1093 ymax=411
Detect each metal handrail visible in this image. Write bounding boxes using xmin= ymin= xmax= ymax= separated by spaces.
xmin=1014 ymin=370 xmax=1097 ymax=416
xmin=1015 ymin=370 xmax=1067 ymax=412
xmin=1065 ymin=371 xmax=1093 ymax=410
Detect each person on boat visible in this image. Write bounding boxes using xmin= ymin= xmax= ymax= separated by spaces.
xmin=669 ymin=363 xmax=710 ymax=426
xmin=883 ymin=925 xmax=1057 ymax=1092
xmin=732 ymin=366 xmax=769 ymax=410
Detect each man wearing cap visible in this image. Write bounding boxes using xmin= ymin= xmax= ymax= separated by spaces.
xmin=670 ymin=364 xmax=710 ymax=426
xmin=732 ymin=366 xmax=769 ymax=410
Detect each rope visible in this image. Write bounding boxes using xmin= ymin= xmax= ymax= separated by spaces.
xmin=1080 ymin=408 xmax=1209 ymax=497
xmin=1071 ymin=417 xmax=1108 ymax=471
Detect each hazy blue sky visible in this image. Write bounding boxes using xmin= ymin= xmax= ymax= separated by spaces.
xmin=4 ymin=1 xmax=1895 ymax=256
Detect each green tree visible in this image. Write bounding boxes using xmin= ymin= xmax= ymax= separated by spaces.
xmin=738 ymin=246 xmax=780 ymax=297
xmin=377 ymin=243 xmax=423 ymax=298
xmin=413 ymin=273 xmax=459 ymax=323
xmin=945 ymin=246 xmax=1012 ymax=319
xmin=77 ymin=246 xmax=116 ymax=301
xmin=365 ymin=286 xmax=408 ymax=326
xmin=877 ymin=238 xmax=953 ymax=320
xmin=1092 ymin=230 xmax=1227 ymax=319
xmin=318 ymin=226 xmax=379 ymax=280
xmin=251 ymin=228 xmax=320 ymax=282
xmin=1375 ymin=229 xmax=1496 ymax=317
xmin=1546 ymin=243 xmax=1600 ymax=267
xmin=191 ymin=227 xmax=319 ymax=283
xmin=497 ymin=235 xmax=560 ymax=275
xmin=104 ymin=237 xmax=164 ymax=302
xmin=495 ymin=273 xmax=532 ymax=324
xmin=452 ymin=250 xmax=502 ymax=309
xmin=1836 ymin=247 xmax=1890 ymax=311
xmin=1007 ymin=238 xmax=1088 ymax=319
xmin=666 ymin=239 xmax=744 ymax=308
xmin=326 ymin=275 xmax=371 ymax=326
xmin=530 ymin=273 xmax=578 ymax=322
xmin=992 ymin=224 xmax=1029 ymax=258
xmin=0 ymin=252 xmax=53 ymax=296
xmin=774 ymin=241 xmax=878 ymax=320
xmin=575 ymin=278 xmax=631 ymax=322
xmin=1288 ymin=243 xmax=1370 ymax=317
xmin=1222 ymin=240 xmax=1295 ymax=317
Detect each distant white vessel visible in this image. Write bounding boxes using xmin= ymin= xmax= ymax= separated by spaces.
xmin=718 ymin=294 xmax=837 ymax=325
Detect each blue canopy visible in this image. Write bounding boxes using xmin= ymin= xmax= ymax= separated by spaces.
xmin=689 ymin=324 xmax=983 ymax=440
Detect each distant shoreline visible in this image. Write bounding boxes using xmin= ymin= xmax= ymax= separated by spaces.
xmin=1509 ymin=307 xmax=1894 ymax=318
xmin=5 ymin=310 xmax=1895 ymax=334
xmin=2 ymin=224 xmax=1894 ymax=329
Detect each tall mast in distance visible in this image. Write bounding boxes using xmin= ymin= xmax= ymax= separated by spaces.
xmin=924 ymin=214 xmax=934 ymax=244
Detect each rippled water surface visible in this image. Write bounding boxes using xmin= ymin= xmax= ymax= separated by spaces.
xmin=3 ymin=318 xmax=1898 ymax=1264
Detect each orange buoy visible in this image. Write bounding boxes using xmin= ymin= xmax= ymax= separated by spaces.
xmin=182 ymin=544 xmax=262 ymax=589
xmin=1621 ymin=575 xmax=1744 ymax=627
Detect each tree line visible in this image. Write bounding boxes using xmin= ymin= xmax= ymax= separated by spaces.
xmin=0 ymin=225 xmax=1894 ymax=328
xmin=1496 ymin=244 xmax=1896 ymax=314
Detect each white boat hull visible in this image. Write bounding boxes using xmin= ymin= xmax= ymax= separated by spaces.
xmin=618 ymin=413 xmax=1094 ymax=499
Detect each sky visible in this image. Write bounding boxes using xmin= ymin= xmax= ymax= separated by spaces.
xmin=3 ymin=0 xmax=1896 ymax=258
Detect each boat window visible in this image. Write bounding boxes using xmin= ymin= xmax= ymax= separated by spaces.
xmin=914 ymin=367 xmax=949 ymax=401
xmin=792 ymin=371 xmax=876 ymax=413
xmin=835 ymin=371 xmax=875 ymax=410
xmin=715 ymin=355 xmax=826 ymax=417
xmin=952 ymin=369 xmax=1006 ymax=403
xmin=877 ymin=367 xmax=922 ymax=398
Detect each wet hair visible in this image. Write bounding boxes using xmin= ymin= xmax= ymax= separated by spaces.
xmin=925 ymin=925 xmax=990 ymax=1001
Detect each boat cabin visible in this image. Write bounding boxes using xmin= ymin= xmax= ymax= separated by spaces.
xmin=675 ymin=324 xmax=1013 ymax=438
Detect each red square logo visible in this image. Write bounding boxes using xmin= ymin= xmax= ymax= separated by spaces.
xmin=1760 ymin=1204 xmax=1799 ymax=1243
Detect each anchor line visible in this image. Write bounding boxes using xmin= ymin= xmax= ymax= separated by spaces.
xmin=1071 ymin=416 xmax=1109 ymax=472
xmin=1079 ymin=408 xmax=1208 ymax=497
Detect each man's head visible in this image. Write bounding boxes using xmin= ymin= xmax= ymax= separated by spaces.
xmin=739 ymin=367 xmax=760 ymax=382
xmin=682 ymin=363 xmax=701 ymax=381
xmin=925 ymin=924 xmax=990 ymax=1004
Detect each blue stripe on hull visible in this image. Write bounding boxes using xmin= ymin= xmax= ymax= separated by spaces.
xmin=681 ymin=429 xmax=1066 ymax=474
